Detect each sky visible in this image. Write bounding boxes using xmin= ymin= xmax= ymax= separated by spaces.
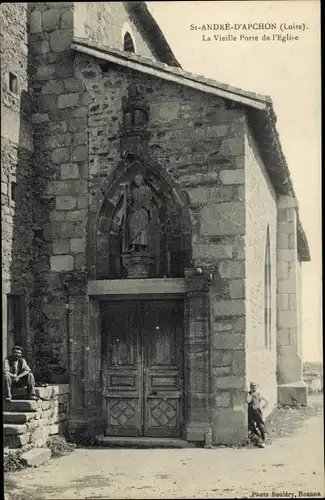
xmin=148 ymin=1 xmax=322 ymax=362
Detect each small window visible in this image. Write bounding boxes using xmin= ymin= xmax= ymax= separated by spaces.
xmin=11 ymin=182 xmax=18 ymax=202
xmin=9 ymin=72 xmax=18 ymax=94
xmin=123 ymin=32 xmax=135 ymax=53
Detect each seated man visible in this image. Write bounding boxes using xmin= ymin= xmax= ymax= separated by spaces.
xmin=4 ymin=346 xmax=38 ymax=401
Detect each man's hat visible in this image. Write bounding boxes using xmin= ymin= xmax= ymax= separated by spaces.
xmin=12 ymin=345 xmax=23 ymax=352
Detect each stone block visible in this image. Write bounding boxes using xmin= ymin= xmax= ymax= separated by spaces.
xmin=41 ymin=400 xmax=52 ymax=410
xmin=60 ymin=163 xmax=79 ymax=180
xmin=4 ymin=400 xmax=40 ymax=412
xmin=213 ymin=391 xmax=231 ymax=408
xmin=21 ymin=448 xmax=51 ymax=467
xmin=3 ymin=412 xmax=36 ymax=425
xmin=35 ymin=386 xmax=54 ymax=400
xmin=277 ymin=328 xmax=290 ymax=346
xmin=289 ymin=294 xmax=297 ymax=310
xmin=232 ymin=390 xmax=246 ymax=409
xmin=31 ymin=41 xmax=50 ymax=55
xmin=277 ymin=279 xmax=297 ymax=294
xmin=49 ymin=422 xmax=66 ymax=435
xmin=278 ymin=310 xmax=298 ymax=328
xmin=4 ymin=424 xmax=28 ymax=436
xmin=229 ymin=279 xmax=245 ymax=299
xmin=42 ymin=80 xmax=64 ymax=95
xmin=42 ymin=9 xmax=61 ymax=31
xmin=51 ymin=148 xmax=70 ymax=164
xmin=52 ymin=384 xmax=70 ymax=395
xmin=36 ymin=64 xmax=56 ymax=81
xmin=50 ymin=255 xmax=74 ymax=272
xmin=56 ymin=195 xmax=77 ymax=210
xmin=277 ymin=249 xmax=296 ymax=262
xmin=277 ymin=353 xmax=302 ymax=384
xmin=29 ymin=10 xmax=42 ymax=33
xmin=39 ymin=94 xmax=58 ymax=112
xmin=64 ymin=78 xmax=85 ymax=93
xmin=220 ymin=170 xmax=245 ymax=185
xmin=4 ymin=433 xmax=30 ymax=448
xmin=32 ymin=113 xmax=49 ymax=124
xmin=50 ymin=29 xmax=73 ymax=52
xmin=212 ymin=366 xmax=231 ymax=376
xmin=277 ymin=382 xmax=307 ymax=406
xmin=214 ymin=376 xmax=245 ymax=390
xmin=61 ymin=8 xmax=74 ymax=29
xmin=77 ymin=195 xmax=88 ymax=209
xmin=71 ymin=146 xmax=88 ymax=162
xmin=70 ymin=238 xmax=85 ymax=253
xmin=218 ymin=261 xmax=245 ymax=279
xmin=193 ymin=243 xmax=233 ymax=260
xmin=187 ymin=187 xmax=208 ymax=206
xmin=58 ymin=93 xmax=80 ymax=109
xmin=212 ymin=322 xmax=233 ymax=332
xmin=219 ymin=137 xmax=245 ymax=157
xmin=289 ymin=328 xmax=298 ymax=346
xmin=232 ymin=350 xmax=246 ymax=375
xmin=211 ymin=349 xmax=232 ymax=368
xmin=277 ymin=293 xmax=289 ymax=310
xmin=277 ymin=233 xmax=289 ymax=249
xmin=213 ymin=333 xmax=245 ymax=350
xmin=214 ymin=300 xmax=245 ymax=317
xmin=211 ymin=408 xmax=247 ymax=445
xmin=53 ymin=239 xmax=70 ymax=255
xmin=30 ymin=426 xmax=50 ymax=442
xmin=200 ymin=202 xmax=245 ymax=236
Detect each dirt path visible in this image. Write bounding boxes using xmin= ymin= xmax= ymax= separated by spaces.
xmin=5 ymin=400 xmax=324 ymax=499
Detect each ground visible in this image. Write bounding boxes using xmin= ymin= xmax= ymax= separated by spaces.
xmin=5 ymin=394 xmax=324 ymax=500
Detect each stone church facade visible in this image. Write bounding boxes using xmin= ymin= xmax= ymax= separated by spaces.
xmin=1 ymin=2 xmax=310 ymax=445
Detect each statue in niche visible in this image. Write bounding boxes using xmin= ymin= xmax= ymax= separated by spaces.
xmin=125 ymin=173 xmax=152 ymax=252
xmin=121 ymin=172 xmax=155 ymax=278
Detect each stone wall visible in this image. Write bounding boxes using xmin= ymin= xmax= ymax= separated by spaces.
xmin=1 ymin=2 xmax=34 ymax=359
xmin=245 ymin=125 xmax=277 ymax=417
xmin=4 ymin=384 xmax=69 ymax=451
xmin=74 ymin=2 xmax=157 ymax=59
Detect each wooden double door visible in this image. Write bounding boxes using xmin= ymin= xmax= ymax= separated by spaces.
xmin=101 ymin=299 xmax=184 ymax=438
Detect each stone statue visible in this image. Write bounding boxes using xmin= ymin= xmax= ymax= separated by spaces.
xmin=126 ymin=174 xmax=152 ymax=252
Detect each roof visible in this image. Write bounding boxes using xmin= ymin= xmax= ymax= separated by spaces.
xmin=71 ymin=37 xmax=310 ymax=262
xmin=124 ymin=2 xmax=180 ymax=67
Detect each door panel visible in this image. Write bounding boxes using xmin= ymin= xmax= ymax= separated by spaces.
xmin=102 ymin=301 xmax=142 ymax=436
xmin=102 ymin=299 xmax=184 ymax=438
xmin=143 ymin=300 xmax=183 ymax=437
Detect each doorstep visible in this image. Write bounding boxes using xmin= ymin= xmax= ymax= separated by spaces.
xmin=95 ymin=434 xmax=195 ymax=448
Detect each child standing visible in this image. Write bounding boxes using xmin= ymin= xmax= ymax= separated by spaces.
xmin=246 ymin=381 xmax=268 ymax=447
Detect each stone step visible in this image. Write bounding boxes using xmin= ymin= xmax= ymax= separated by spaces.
xmin=4 ymin=399 xmax=40 ymax=412
xmin=21 ymin=447 xmax=51 ymax=467
xmin=4 ymin=411 xmax=37 ymax=424
xmin=4 ymin=424 xmax=28 ymax=436
xmin=96 ymin=435 xmax=195 ymax=448
xmin=4 ymin=433 xmax=30 ymax=448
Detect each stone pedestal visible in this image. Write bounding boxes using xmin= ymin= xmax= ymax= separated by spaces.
xmin=277 ymin=381 xmax=308 ymax=406
xmin=122 ymin=252 xmax=155 ymax=279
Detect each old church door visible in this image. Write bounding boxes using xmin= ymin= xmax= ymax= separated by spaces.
xmin=102 ymin=299 xmax=184 ymax=438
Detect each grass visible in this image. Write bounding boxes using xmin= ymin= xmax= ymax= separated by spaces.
xmin=46 ymin=435 xmax=76 ymax=458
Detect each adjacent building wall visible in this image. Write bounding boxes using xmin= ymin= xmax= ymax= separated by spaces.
xmin=1 ymin=2 xmax=34 ymax=360
xmin=245 ymin=124 xmax=277 ymax=416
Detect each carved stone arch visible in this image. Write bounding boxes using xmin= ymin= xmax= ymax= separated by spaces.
xmin=87 ymin=159 xmax=192 ymax=280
